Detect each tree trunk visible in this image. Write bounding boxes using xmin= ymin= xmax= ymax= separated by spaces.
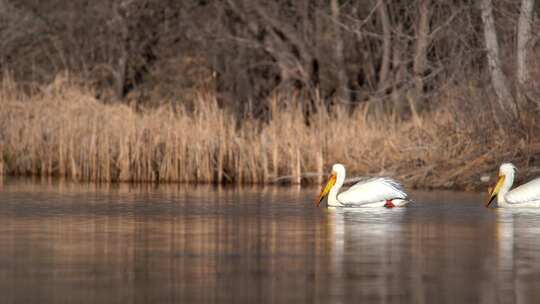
xmin=392 ymin=24 xmax=406 ymax=113
xmin=480 ymin=0 xmax=516 ymax=117
xmin=111 ymin=1 xmax=129 ymax=101
xmin=331 ymin=0 xmax=347 ymax=101
xmin=516 ymin=0 xmax=535 ymax=99
xmin=0 ymin=0 xmax=6 ymax=15
xmin=413 ymin=0 xmax=431 ymax=110
xmin=377 ymin=0 xmax=391 ymax=92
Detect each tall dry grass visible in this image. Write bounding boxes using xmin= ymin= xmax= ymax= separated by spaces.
xmin=1 ymin=75 xmax=540 ymax=190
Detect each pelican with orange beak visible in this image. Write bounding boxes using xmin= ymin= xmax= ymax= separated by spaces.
xmin=316 ymin=164 xmax=410 ymax=208
xmin=486 ymin=163 xmax=540 ymax=208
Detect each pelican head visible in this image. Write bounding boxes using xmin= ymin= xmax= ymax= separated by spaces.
xmin=486 ymin=163 xmax=517 ymax=207
xmin=316 ymin=164 xmax=345 ymax=207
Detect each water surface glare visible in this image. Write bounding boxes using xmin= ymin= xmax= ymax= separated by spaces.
xmin=1 ymin=180 xmax=540 ymax=303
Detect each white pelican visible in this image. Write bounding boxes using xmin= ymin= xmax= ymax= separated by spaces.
xmin=486 ymin=163 xmax=540 ymax=208
xmin=316 ymin=163 xmax=410 ymax=208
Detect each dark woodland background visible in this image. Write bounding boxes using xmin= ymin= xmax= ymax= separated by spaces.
xmin=1 ymin=0 xmax=539 ymax=119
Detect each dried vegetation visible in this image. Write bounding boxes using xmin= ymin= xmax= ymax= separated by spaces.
xmin=2 ymin=76 xmax=539 ymax=190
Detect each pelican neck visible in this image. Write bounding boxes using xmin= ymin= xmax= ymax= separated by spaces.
xmin=497 ymin=172 xmax=515 ymax=206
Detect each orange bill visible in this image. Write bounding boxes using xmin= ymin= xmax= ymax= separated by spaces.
xmin=485 ymin=175 xmax=505 ymax=208
xmin=317 ymin=173 xmax=336 ymax=207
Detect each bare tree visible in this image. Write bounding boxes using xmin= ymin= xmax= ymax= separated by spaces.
xmin=110 ymin=1 xmax=130 ymax=101
xmin=480 ymin=0 xmax=516 ymax=117
xmin=413 ymin=0 xmax=431 ymax=109
xmin=331 ymin=0 xmax=347 ymax=101
xmin=391 ymin=23 xmax=407 ymax=111
xmin=516 ymin=0 xmax=535 ymax=100
xmin=377 ymin=0 xmax=391 ymax=92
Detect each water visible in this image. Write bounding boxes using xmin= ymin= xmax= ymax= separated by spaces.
xmin=1 ymin=180 xmax=540 ymax=304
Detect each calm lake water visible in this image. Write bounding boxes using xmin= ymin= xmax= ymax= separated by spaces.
xmin=1 ymin=179 xmax=540 ymax=304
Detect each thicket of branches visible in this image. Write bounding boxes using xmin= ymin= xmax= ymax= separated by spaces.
xmin=1 ymin=0 xmax=539 ymax=119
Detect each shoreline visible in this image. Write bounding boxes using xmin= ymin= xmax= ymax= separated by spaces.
xmin=0 ymin=175 xmax=488 ymax=194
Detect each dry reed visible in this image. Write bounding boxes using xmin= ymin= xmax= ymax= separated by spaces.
xmin=1 ymin=76 xmax=540 ymax=190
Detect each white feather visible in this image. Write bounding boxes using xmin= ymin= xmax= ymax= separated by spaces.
xmin=505 ymin=177 xmax=540 ymax=204
xmin=337 ymin=177 xmax=408 ymax=206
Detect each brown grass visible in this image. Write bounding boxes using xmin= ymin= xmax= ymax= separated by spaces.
xmin=1 ymin=75 xmax=540 ymax=190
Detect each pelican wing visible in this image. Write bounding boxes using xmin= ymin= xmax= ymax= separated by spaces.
xmin=337 ymin=177 xmax=407 ymax=205
xmin=505 ymin=177 xmax=540 ymax=204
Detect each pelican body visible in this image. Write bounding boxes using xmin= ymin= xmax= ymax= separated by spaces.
xmin=317 ymin=164 xmax=410 ymax=208
xmin=486 ymin=163 xmax=540 ymax=208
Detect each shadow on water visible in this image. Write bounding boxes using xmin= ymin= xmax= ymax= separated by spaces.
xmin=0 ymin=180 xmax=540 ymax=303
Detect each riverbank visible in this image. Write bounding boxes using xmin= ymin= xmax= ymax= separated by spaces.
xmin=1 ymin=79 xmax=539 ymax=191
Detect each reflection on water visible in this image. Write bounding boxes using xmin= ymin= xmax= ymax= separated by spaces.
xmin=490 ymin=210 xmax=540 ymax=304
xmin=1 ymin=180 xmax=540 ymax=303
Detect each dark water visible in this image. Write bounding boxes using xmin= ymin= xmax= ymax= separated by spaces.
xmin=1 ymin=180 xmax=540 ymax=304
